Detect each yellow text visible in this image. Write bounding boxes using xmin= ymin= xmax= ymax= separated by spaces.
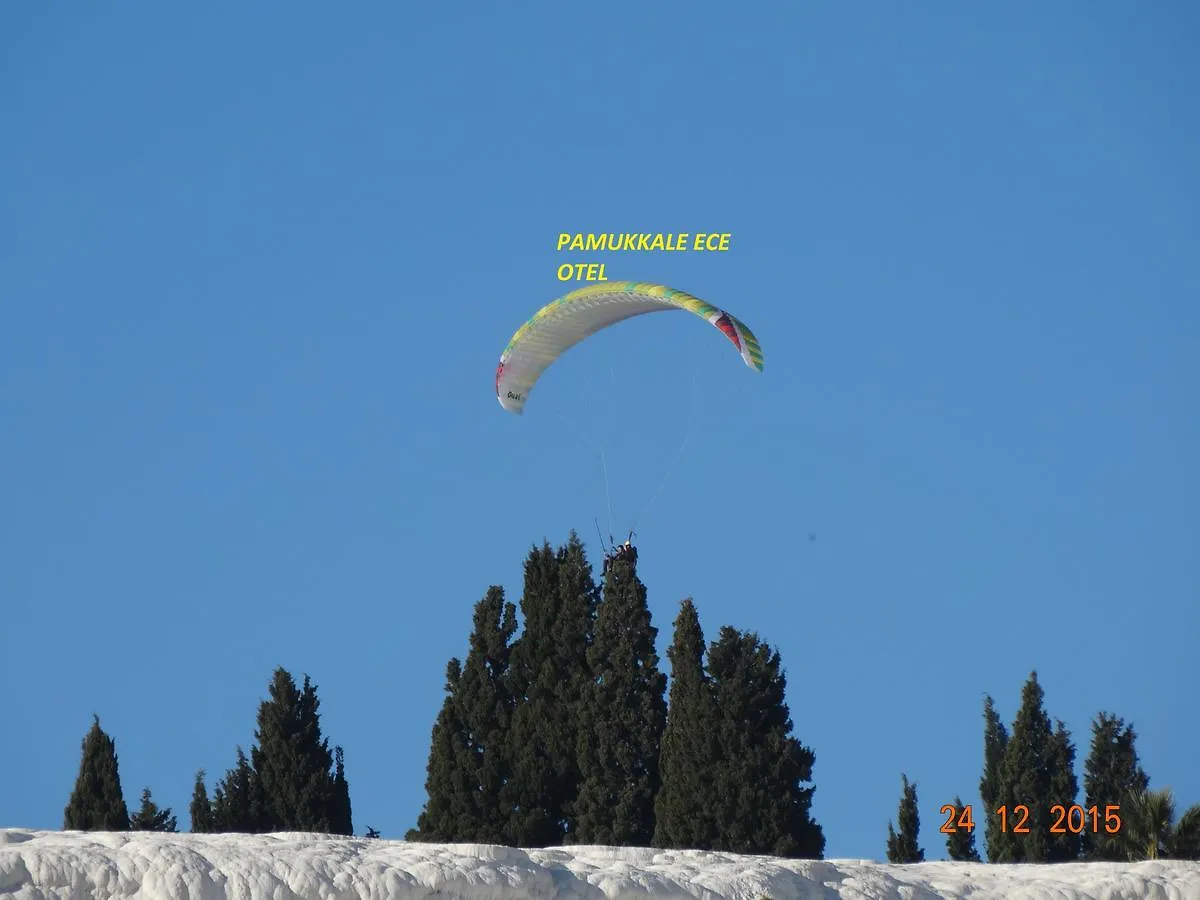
xmin=557 ymin=263 xmax=609 ymax=282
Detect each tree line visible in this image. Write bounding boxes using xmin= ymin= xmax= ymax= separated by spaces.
xmin=64 ymin=668 xmax=353 ymax=837
xmin=885 ymin=672 xmax=1200 ymax=863
xmin=404 ymin=533 xmax=824 ymax=856
xmin=60 ymin=530 xmax=1197 ymax=862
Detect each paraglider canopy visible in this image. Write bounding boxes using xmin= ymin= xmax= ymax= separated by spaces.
xmin=495 ymin=281 xmax=763 ymax=414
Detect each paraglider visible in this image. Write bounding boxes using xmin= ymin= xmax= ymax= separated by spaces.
xmin=494 ymin=281 xmax=763 ymax=415
xmin=597 ymin=525 xmax=639 ymax=576
xmin=494 ymin=281 xmax=765 ymax=554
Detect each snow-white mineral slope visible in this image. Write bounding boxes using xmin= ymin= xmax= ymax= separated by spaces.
xmin=2 ymin=829 xmax=1198 ymax=900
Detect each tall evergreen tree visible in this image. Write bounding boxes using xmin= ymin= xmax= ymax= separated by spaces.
xmin=885 ymin=774 xmax=925 ymax=863
xmin=945 ymin=795 xmax=981 ymax=861
xmin=503 ymin=535 xmax=597 ymax=846
xmin=210 ymin=746 xmax=263 ymax=832
xmin=408 ymin=658 xmax=472 ymax=841
xmin=1082 ymin=712 xmax=1149 ymax=860
xmin=654 ymin=598 xmax=719 ymax=849
xmin=705 ymin=627 xmax=825 ymax=858
xmin=571 ymin=547 xmax=667 ymax=845
xmin=330 ymin=746 xmax=353 ymax=836
xmin=190 ymin=770 xmax=214 ymax=833
xmin=996 ymin=671 xmax=1057 ymax=862
xmin=250 ymin=667 xmax=350 ymax=833
xmin=1046 ymin=719 xmax=1081 ymax=861
xmin=64 ymin=715 xmax=130 ymax=831
xmin=129 ymin=787 xmax=177 ymax=832
xmin=980 ymin=694 xmax=1011 ymax=862
xmin=410 ymin=585 xmax=518 ymax=843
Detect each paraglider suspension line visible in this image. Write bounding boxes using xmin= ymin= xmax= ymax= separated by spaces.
xmin=600 ymin=448 xmax=613 ymax=542
xmin=632 ymin=429 xmax=692 ymax=535
xmin=554 ymin=408 xmax=615 ymax=551
xmin=632 ymin=368 xmax=701 ymax=535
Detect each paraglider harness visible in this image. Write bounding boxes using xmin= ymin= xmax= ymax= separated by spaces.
xmin=599 ymin=524 xmax=637 ymax=575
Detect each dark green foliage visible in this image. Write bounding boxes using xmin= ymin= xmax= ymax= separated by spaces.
xmin=1082 ymin=713 xmax=1149 ymax=860
xmin=251 ymin=668 xmax=325 ymax=830
xmin=945 ymin=795 xmax=981 ymax=861
xmin=191 ymin=666 xmax=351 ymax=834
xmin=1169 ymin=801 xmax=1200 ymax=860
xmin=210 ymin=747 xmax=264 ymax=832
xmin=704 ymin=626 xmax=825 ymax=858
xmin=365 ymin=825 xmax=381 ymax=838
xmin=654 ymin=598 xmax=719 ymax=849
xmin=1123 ymin=787 xmax=1200 ymax=860
xmin=503 ymin=535 xmax=598 ymax=846
xmin=330 ymin=746 xmax=353 ymax=836
xmin=407 ymin=658 xmax=469 ymax=841
xmin=409 ymin=585 xmax=518 ymax=843
xmin=129 ymin=787 xmax=177 ymax=832
xmin=250 ymin=667 xmax=352 ymax=834
xmin=189 ymin=770 xmax=214 ymax=833
xmin=995 ymin=671 xmax=1060 ymax=862
xmin=570 ymin=550 xmax=667 ymax=845
xmin=1046 ymin=719 xmax=1081 ymax=861
xmin=886 ymin=774 xmax=924 ymax=863
xmin=63 ymin=715 xmax=130 ymax=831
xmin=980 ymin=694 xmax=1011 ymax=862
xmin=406 ymin=531 xmax=835 ymax=856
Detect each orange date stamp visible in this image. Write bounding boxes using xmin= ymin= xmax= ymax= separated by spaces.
xmin=940 ymin=804 xmax=1123 ymax=835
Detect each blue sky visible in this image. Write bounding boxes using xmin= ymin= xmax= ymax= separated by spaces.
xmin=3 ymin=3 xmax=1197 ymax=860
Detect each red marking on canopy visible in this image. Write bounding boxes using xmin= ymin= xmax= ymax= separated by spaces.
xmin=714 ymin=313 xmax=742 ymax=352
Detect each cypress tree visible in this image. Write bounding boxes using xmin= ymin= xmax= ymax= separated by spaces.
xmin=1047 ymin=719 xmax=1081 ymax=861
xmin=129 ymin=787 xmax=177 ymax=832
xmin=980 ymin=694 xmax=1011 ymax=862
xmin=250 ymin=667 xmax=325 ymax=831
xmin=408 ymin=658 xmax=472 ymax=841
xmin=250 ymin=667 xmax=349 ymax=833
xmin=886 ymin=774 xmax=925 ymax=863
xmin=330 ymin=746 xmax=353 ymax=836
xmin=654 ymin=598 xmax=719 ymax=849
xmin=1082 ymin=712 xmax=1149 ymax=860
xmin=571 ymin=546 xmax=667 ymax=845
xmin=190 ymin=770 xmax=214 ymax=833
xmin=997 ymin=671 xmax=1056 ymax=862
xmin=410 ymin=585 xmax=518 ymax=843
xmin=504 ymin=535 xmax=597 ymax=846
xmin=705 ymin=627 xmax=825 ymax=858
xmin=210 ymin=746 xmax=263 ymax=832
xmin=945 ymin=795 xmax=981 ymax=861
xmin=64 ymin=715 xmax=130 ymax=831
xmin=549 ymin=533 xmax=600 ymax=838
